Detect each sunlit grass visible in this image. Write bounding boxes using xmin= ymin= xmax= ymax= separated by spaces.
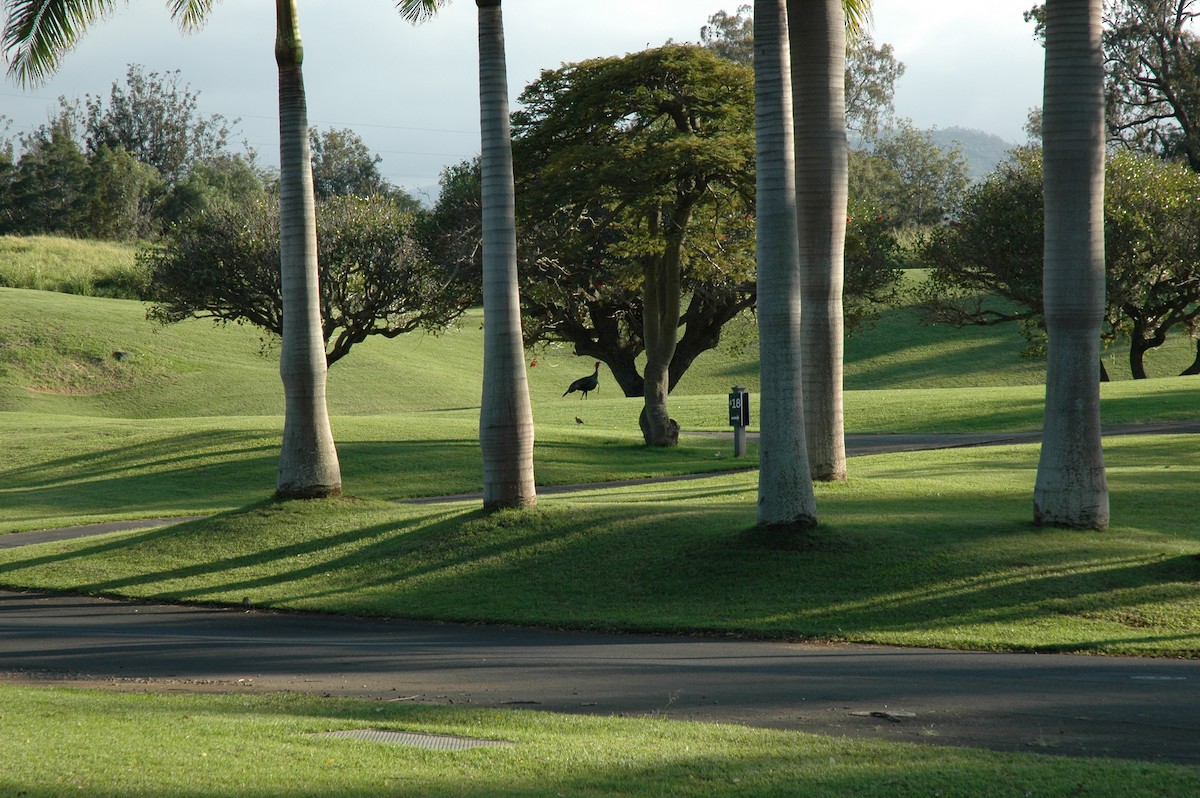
xmin=0 ymin=234 xmax=144 ymax=297
xmin=1 ymin=684 xmax=1196 ymax=798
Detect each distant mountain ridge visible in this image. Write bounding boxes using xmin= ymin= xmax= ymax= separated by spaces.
xmin=927 ymin=126 xmax=1019 ymax=182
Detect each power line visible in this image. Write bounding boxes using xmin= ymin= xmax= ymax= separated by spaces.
xmin=0 ymin=91 xmax=477 ymax=136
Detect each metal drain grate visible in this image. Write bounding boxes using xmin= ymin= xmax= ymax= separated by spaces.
xmin=312 ymin=729 xmax=513 ymax=751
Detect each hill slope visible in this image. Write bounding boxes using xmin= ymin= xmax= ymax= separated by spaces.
xmin=928 ymin=126 xmax=1018 ymax=181
xmin=4 ymin=284 xmax=1197 ymax=419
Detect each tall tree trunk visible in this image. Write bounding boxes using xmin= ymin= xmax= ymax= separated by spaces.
xmin=639 ymin=210 xmax=687 ymax=447
xmin=755 ymin=0 xmax=818 ymax=529
xmin=1034 ymin=0 xmax=1109 ymax=529
xmin=789 ymin=0 xmax=848 ymax=482
xmin=1125 ymin=309 xmax=1171 ymax=379
xmin=476 ymin=0 xmax=536 ymax=510
xmin=274 ymin=0 xmax=341 ymax=499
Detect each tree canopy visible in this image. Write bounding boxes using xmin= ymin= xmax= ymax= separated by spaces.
xmin=0 ymin=64 xmax=420 ymax=242
xmin=1028 ymin=1 xmax=1200 ymax=172
xmin=509 ymin=44 xmax=757 ymax=402
xmin=919 ymin=147 xmax=1200 ymax=378
xmin=143 ymin=195 xmax=473 ymax=365
xmin=84 ymin=64 xmax=233 ymax=185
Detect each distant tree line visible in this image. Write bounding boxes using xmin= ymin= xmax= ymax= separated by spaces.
xmin=0 ymin=65 xmax=420 ymax=241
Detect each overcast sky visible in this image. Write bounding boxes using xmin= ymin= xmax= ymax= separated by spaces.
xmin=0 ymin=1 xmax=1044 ymax=198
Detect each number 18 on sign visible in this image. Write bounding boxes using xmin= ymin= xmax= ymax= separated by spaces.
xmin=728 ymin=386 xmax=750 ymax=457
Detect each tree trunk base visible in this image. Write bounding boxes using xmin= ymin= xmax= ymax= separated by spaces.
xmin=810 ymin=465 xmax=847 ymax=482
xmin=639 ymin=407 xmax=680 ymax=447
xmin=275 ymin=484 xmax=343 ymax=501
xmin=1181 ymin=342 xmax=1200 ymax=376
xmin=482 ymin=496 xmax=538 ymax=513
xmin=1033 ymin=505 xmax=1109 ymax=530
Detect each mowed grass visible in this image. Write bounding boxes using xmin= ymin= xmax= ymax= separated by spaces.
xmin=5 ymin=283 xmax=1199 ymax=420
xmin=5 ymin=685 xmax=1197 ymax=798
xmin=3 ymin=435 xmax=1197 ymax=657
xmin=1 ymin=286 xmax=1195 ymax=440
xmin=2 ymin=371 xmax=1197 ymax=532
xmin=0 ymin=411 xmax=759 ymax=531
xmin=2 ymin=265 xmax=1199 ymax=657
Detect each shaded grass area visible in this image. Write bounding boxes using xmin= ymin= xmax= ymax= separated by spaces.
xmin=0 ymin=413 xmax=755 ymax=532
xmin=4 ymin=685 xmax=1195 ymax=798
xmin=4 ymin=370 xmax=1197 ymax=532
xmin=3 ymin=436 xmax=1197 ymax=657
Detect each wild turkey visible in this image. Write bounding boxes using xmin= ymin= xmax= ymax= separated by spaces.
xmin=563 ymin=362 xmax=601 ymax=399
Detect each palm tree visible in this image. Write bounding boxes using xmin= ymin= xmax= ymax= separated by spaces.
xmin=273 ymin=0 xmax=342 ymax=498
xmin=400 ymin=0 xmax=536 ymax=509
xmin=788 ymin=0 xmax=850 ymax=482
xmin=754 ymin=0 xmax=817 ymax=529
xmin=1033 ymin=0 xmax=1109 ymax=528
xmin=3 ymin=0 xmax=342 ymax=499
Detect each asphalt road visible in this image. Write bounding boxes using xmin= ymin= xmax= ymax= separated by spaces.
xmin=2 ymin=589 xmax=1198 ymax=765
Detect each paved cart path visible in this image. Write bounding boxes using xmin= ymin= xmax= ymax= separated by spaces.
xmin=1 ymin=590 xmax=1198 ymax=764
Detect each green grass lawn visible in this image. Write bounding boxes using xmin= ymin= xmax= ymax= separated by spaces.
xmin=4 ymin=283 xmax=1198 ymax=420
xmin=5 ymin=684 xmax=1196 ymax=798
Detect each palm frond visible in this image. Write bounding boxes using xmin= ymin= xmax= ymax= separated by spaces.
xmin=843 ymin=0 xmax=873 ymax=49
xmin=3 ymin=0 xmax=119 ymax=86
xmin=396 ymin=0 xmax=448 ymax=24
xmin=167 ymin=0 xmax=216 ymax=33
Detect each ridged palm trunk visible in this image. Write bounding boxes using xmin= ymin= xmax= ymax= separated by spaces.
xmin=755 ymin=0 xmax=817 ymax=528
xmin=274 ymin=0 xmax=342 ymax=499
xmin=788 ymin=0 xmax=848 ymax=482
xmin=1034 ymin=0 xmax=1109 ymax=528
xmin=476 ymin=0 xmax=536 ymax=510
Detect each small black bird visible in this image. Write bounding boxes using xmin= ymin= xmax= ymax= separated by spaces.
xmin=563 ymin=362 xmax=601 ymax=399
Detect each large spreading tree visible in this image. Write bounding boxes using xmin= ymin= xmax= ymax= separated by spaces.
xmin=143 ymin=194 xmax=472 ymax=365
xmin=512 ymin=44 xmax=756 ymax=446
xmin=920 ymin=147 xmax=1200 ymax=379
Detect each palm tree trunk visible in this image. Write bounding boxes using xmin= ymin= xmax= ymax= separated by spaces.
xmin=274 ymin=0 xmax=341 ymax=499
xmin=756 ymin=0 xmax=817 ymax=529
xmin=1034 ymin=0 xmax=1109 ymax=529
xmin=476 ymin=0 xmax=536 ymax=510
xmin=789 ymin=0 xmax=848 ymax=482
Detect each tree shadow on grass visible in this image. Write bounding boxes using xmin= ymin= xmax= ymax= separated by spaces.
xmin=1 ymin=429 xmax=277 ymax=488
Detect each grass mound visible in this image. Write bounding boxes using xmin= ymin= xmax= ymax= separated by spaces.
xmin=3 ymin=436 xmax=1197 ymax=657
